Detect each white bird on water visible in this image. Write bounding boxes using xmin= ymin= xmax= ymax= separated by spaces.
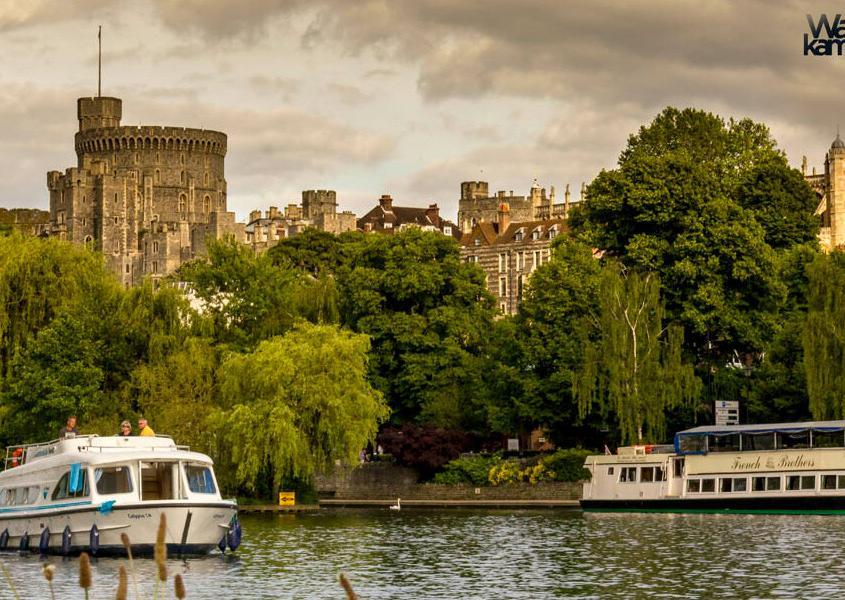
xmin=389 ymin=498 xmax=401 ymax=511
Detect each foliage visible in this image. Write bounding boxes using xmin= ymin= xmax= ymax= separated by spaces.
xmin=216 ymin=323 xmax=389 ymax=493
xmin=576 ymin=264 xmax=700 ymax=444
xmin=574 ymin=107 xmax=813 ymax=364
xmin=378 ymin=424 xmax=475 ymax=479
xmin=432 ymin=454 xmax=501 ymax=486
xmin=804 ymin=251 xmax=845 ymax=419
xmin=539 ymin=448 xmax=592 ymax=482
xmin=269 ymin=229 xmax=362 ymax=275
xmin=336 ymin=229 xmax=495 ymax=426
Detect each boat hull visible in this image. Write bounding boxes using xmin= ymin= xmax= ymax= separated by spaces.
xmin=0 ymin=502 xmax=237 ymax=555
xmin=580 ymin=496 xmax=845 ymax=515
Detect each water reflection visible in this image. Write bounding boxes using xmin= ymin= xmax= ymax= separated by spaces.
xmin=2 ymin=509 xmax=845 ymax=598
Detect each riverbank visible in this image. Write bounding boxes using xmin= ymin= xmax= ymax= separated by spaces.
xmin=318 ymin=499 xmax=581 ymax=509
xmin=315 ymin=462 xmax=583 ymax=503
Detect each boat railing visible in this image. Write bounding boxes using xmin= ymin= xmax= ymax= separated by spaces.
xmin=3 ymin=435 xmax=191 ymax=469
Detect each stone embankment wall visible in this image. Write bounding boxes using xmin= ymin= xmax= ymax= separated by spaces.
xmin=316 ymin=462 xmax=582 ymax=500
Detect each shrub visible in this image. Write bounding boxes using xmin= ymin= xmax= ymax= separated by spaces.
xmin=377 ymin=425 xmax=475 ymax=479
xmin=540 ymin=448 xmax=592 ymax=481
xmin=432 ymin=454 xmax=500 ymax=486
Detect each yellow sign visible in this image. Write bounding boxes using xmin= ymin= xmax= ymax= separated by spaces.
xmin=278 ymin=491 xmax=296 ymax=506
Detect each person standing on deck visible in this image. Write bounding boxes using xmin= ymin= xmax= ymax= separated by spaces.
xmin=59 ymin=415 xmax=78 ymax=438
xmin=137 ymin=418 xmax=155 ymax=437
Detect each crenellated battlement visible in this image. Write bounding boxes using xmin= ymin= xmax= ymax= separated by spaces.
xmin=75 ymin=126 xmax=227 ymax=157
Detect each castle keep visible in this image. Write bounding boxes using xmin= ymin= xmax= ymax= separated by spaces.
xmin=47 ymin=96 xmax=242 ymax=285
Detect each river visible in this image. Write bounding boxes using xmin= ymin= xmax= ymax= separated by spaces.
xmin=2 ymin=508 xmax=843 ymax=598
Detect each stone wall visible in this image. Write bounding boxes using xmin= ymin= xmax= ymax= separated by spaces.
xmin=316 ymin=462 xmax=582 ymax=500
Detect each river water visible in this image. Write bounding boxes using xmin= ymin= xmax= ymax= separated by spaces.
xmin=2 ymin=508 xmax=845 ymax=598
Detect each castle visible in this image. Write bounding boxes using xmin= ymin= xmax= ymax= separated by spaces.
xmin=805 ymin=134 xmax=845 ymax=250
xmin=457 ymin=179 xmax=581 ymax=233
xmin=47 ymin=96 xmax=243 ymax=286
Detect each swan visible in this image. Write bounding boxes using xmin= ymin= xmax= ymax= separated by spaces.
xmin=389 ymin=498 xmax=401 ymax=510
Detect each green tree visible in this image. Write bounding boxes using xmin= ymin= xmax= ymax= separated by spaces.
xmin=576 ymin=264 xmax=700 ymax=444
xmin=336 ymin=229 xmax=495 ymax=426
xmin=216 ymin=323 xmax=389 ymax=493
xmin=576 ymin=107 xmax=813 ymax=365
xmin=804 ymin=251 xmax=845 ymax=419
xmin=268 ymin=229 xmax=362 ymax=275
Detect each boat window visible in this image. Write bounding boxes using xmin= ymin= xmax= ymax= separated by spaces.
xmin=733 ymin=478 xmax=747 ymax=492
xmin=52 ymin=469 xmax=89 ymax=500
xmin=13 ymin=488 xmax=27 ymax=505
xmin=720 ymin=478 xmax=732 ymax=493
xmin=766 ymin=476 xmax=781 ymax=491
xmin=752 ymin=477 xmax=766 ymax=492
xmin=785 ymin=475 xmax=814 ymax=491
xmin=708 ymin=434 xmax=740 ymax=452
xmin=777 ymin=431 xmax=810 ymax=449
xmin=801 ymin=475 xmax=816 ymax=490
xmin=839 ymin=475 xmax=845 ymax=489
xmin=141 ymin=462 xmax=177 ymax=500
xmin=619 ymin=467 xmax=637 ymax=483
xmin=701 ymin=478 xmax=715 ymax=492
xmin=27 ymin=486 xmax=40 ymax=503
xmin=823 ymin=474 xmax=837 ymax=490
xmin=720 ymin=478 xmax=747 ymax=492
xmin=640 ymin=467 xmax=654 ymax=482
xmin=741 ymin=432 xmax=775 ymax=451
xmin=185 ymin=464 xmax=217 ymax=494
xmin=678 ymin=435 xmax=706 ymax=454
xmin=673 ymin=458 xmax=684 ymax=478
xmin=813 ymin=430 xmax=845 ymax=448
xmin=96 ymin=466 xmax=133 ymax=495
xmin=607 ymin=467 xmax=614 ymax=476
xmin=687 ymin=479 xmax=701 ymax=493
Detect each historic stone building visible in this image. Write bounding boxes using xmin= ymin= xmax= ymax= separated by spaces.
xmin=47 ymin=95 xmax=243 ymax=285
xmin=460 ymin=202 xmax=566 ymax=314
xmin=457 ymin=179 xmax=581 ymax=233
xmin=805 ymin=134 xmax=845 ymax=250
xmin=358 ymin=194 xmax=460 ymax=239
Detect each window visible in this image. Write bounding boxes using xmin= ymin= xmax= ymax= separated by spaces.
xmin=687 ymin=479 xmax=701 ymax=493
xmin=179 ymin=194 xmax=187 ymax=214
xmin=204 ymin=172 xmax=209 ymax=185
xmin=499 ymin=277 xmax=507 ymax=297
xmin=786 ymin=475 xmax=815 ymax=490
xmin=203 ymin=195 xmax=210 ymax=213
xmin=823 ymin=474 xmax=838 ymax=490
xmin=180 ymin=170 xmax=186 ymax=185
xmin=498 ymin=253 xmax=507 ymax=273
xmin=619 ymin=467 xmax=637 ymax=483
xmin=532 ymin=229 xmax=540 ymax=240
xmin=153 ymin=241 xmax=159 ymax=253
xmin=641 ymin=467 xmax=654 ymax=483
xmin=721 ymin=477 xmax=747 ymax=492
xmin=741 ymin=432 xmax=775 ymax=451
xmin=52 ymin=467 xmax=89 ymax=500
xmin=532 ymin=251 xmax=540 ymax=270
xmin=607 ymin=467 xmax=614 ymax=476
xmin=141 ymin=462 xmax=178 ymax=500
xmin=517 ymin=252 xmax=524 ymax=270
xmin=549 ymin=228 xmax=558 ymax=239
xmin=813 ymin=431 xmax=845 ymax=448
xmin=96 ymin=466 xmax=133 ymax=495
xmin=700 ymin=478 xmax=715 ymax=492
xmin=154 ymin=169 xmax=161 ymax=184
xmin=185 ymin=464 xmax=216 ymax=494
xmin=778 ymin=431 xmax=810 ymax=449
xmin=766 ymin=476 xmax=781 ymax=491
xmin=444 ymin=226 xmax=452 ymax=236
xmin=673 ymin=458 xmax=685 ymax=478
xmin=114 ymin=193 xmax=118 ymax=203
xmin=474 ymin=238 xmax=481 ymax=246
xmin=125 ymin=264 xmax=130 ymax=274
xmin=515 ymin=231 xmax=524 ymax=241
xmin=708 ymin=434 xmax=740 ymax=452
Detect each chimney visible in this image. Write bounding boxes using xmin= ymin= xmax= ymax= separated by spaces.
xmin=565 ymin=184 xmax=571 ymax=214
xmin=426 ymin=203 xmax=440 ymax=226
xmin=379 ymin=194 xmax=393 ymax=211
xmin=497 ymin=202 xmax=510 ymax=233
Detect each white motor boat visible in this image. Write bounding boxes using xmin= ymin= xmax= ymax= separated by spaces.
xmin=0 ymin=434 xmax=239 ymax=555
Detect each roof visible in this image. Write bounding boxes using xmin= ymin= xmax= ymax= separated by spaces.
xmin=459 ymin=218 xmax=567 ymax=247
xmin=357 ymin=203 xmax=459 ymax=238
xmin=833 ymin=134 xmax=845 ymax=150
xmin=677 ymin=420 xmax=845 ymax=436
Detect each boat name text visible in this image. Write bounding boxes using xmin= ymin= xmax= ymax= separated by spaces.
xmin=730 ymin=454 xmax=815 ymax=471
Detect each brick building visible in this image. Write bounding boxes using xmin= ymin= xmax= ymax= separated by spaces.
xmin=460 ymin=202 xmax=565 ymax=314
xmin=357 ymin=194 xmax=460 ymax=239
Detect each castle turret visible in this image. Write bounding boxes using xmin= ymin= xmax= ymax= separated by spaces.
xmin=77 ymin=97 xmax=122 ymax=131
xmin=827 ymin=133 xmax=845 ymax=247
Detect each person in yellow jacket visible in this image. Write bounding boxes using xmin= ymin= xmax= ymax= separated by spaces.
xmin=137 ymin=417 xmax=155 ymax=437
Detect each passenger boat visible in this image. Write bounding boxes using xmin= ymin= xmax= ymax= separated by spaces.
xmin=0 ymin=434 xmax=240 ymax=555
xmin=581 ymin=420 xmax=845 ymax=514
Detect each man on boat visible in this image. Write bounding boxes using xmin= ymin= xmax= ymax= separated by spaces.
xmin=58 ymin=415 xmax=78 ymax=439
xmin=137 ymin=418 xmax=155 ymax=437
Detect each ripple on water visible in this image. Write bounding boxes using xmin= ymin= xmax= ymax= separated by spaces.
xmin=3 ymin=509 xmax=845 ymax=598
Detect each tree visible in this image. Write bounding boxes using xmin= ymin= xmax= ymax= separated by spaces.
xmin=575 ymin=107 xmax=814 ymax=365
xmin=216 ymin=323 xmax=390 ymax=493
xmin=336 ymin=229 xmax=495 ymax=426
xmin=804 ymin=251 xmax=845 ymax=419
xmin=576 ymin=264 xmax=700 ymax=444
xmin=268 ymin=229 xmax=362 ymax=275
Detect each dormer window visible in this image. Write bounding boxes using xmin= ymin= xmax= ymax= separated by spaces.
xmin=474 ymin=238 xmax=481 ymax=246
xmin=515 ymin=228 xmax=525 ymax=241
xmin=532 ymin=229 xmax=541 ymax=240
xmin=549 ymin=227 xmax=558 ymax=239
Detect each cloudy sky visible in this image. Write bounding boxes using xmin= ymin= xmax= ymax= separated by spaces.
xmin=2 ymin=0 xmax=844 ymax=221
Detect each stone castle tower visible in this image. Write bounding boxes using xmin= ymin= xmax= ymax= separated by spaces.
xmin=47 ymin=96 xmax=243 ymax=285
xmin=458 ymin=179 xmax=575 ymax=233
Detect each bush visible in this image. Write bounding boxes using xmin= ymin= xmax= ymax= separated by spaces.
xmin=432 ymin=454 xmax=500 ymax=486
xmin=540 ymin=448 xmax=592 ymax=482
xmin=378 ymin=425 xmax=475 ymax=479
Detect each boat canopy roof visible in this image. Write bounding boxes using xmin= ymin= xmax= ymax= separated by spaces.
xmin=677 ymin=421 xmax=845 ymax=436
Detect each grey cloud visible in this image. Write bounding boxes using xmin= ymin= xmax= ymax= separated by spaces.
xmin=149 ymin=0 xmax=306 ymax=39
xmin=325 ymin=83 xmax=370 ymax=105
xmin=249 ymin=75 xmax=299 ymax=101
xmin=0 ymin=0 xmax=116 ymax=31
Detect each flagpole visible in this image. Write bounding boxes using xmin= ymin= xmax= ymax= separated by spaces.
xmin=98 ymin=25 xmax=102 ymax=97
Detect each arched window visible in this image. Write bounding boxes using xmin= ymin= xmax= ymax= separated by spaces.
xmin=180 ymin=171 xmax=186 ymax=185
xmin=154 ymin=169 xmax=161 ymax=184
xmin=180 ymin=154 xmax=185 ymax=165
xmin=114 ymin=193 xmax=118 ymax=203
xmin=203 ymin=195 xmax=210 ymax=213
xmin=203 ymin=172 xmax=209 ymax=185
xmin=179 ymin=194 xmax=187 ymax=215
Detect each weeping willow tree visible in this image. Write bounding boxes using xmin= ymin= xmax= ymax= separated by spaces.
xmin=803 ymin=251 xmax=845 ymax=419
xmin=216 ymin=322 xmax=390 ymax=493
xmin=0 ymin=235 xmax=119 ymax=377
xmin=576 ymin=264 xmax=700 ymax=444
